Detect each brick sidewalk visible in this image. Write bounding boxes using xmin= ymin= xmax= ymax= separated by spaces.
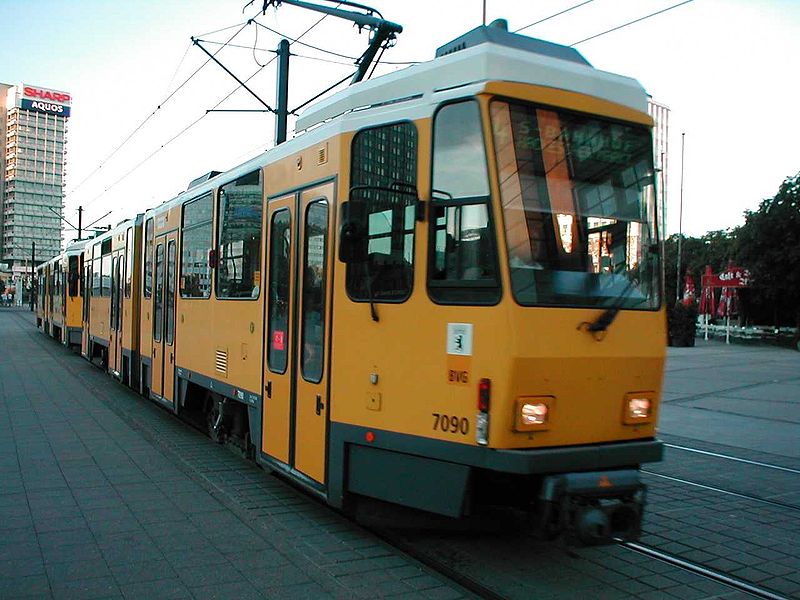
xmin=0 ymin=309 xmax=469 ymax=600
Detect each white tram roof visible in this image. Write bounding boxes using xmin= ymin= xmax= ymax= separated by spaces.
xmin=295 ymin=40 xmax=647 ymax=132
xmin=146 ymin=29 xmax=648 ymax=218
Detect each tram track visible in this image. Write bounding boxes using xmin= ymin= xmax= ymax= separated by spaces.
xmin=642 ymin=470 xmax=800 ymax=512
xmin=664 ymin=443 xmax=800 ymax=475
xmin=622 ymin=542 xmax=791 ymax=600
xmin=18 ymin=312 xmax=799 ymax=599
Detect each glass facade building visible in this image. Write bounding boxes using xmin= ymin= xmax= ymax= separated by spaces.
xmin=1 ymin=83 xmax=70 ymax=275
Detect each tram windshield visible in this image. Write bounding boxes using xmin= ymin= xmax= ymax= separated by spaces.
xmin=490 ymin=99 xmax=660 ymax=309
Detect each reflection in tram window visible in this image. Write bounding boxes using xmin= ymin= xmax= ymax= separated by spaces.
xmin=267 ymin=209 xmax=291 ymax=374
xmin=301 ymin=201 xmax=328 ymax=383
xmin=217 ymin=171 xmax=263 ymax=299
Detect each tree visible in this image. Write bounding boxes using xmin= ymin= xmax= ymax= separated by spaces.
xmin=735 ymin=173 xmax=800 ymax=328
xmin=663 ymin=229 xmax=737 ymax=306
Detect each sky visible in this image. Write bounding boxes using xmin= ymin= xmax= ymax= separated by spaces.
xmin=1 ymin=0 xmax=798 ymax=239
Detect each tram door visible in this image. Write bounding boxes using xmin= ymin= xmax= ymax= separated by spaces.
xmin=150 ymin=232 xmax=178 ymax=404
xmin=108 ymin=252 xmax=124 ymax=377
xmin=81 ymin=259 xmax=91 ymax=357
xmin=263 ymin=182 xmax=333 ymax=485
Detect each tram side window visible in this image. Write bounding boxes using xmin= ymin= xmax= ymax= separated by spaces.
xmin=428 ymin=100 xmax=500 ymax=305
xmin=181 ymin=193 xmax=213 ymax=298
xmin=301 ymin=201 xmax=328 ymax=383
xmin=125 ymin=227 xmax=133 ymax=298
xmin=92 ymin=244 xmax=101 ymax=297
xmin=217 ymin=170 xmax=262 ymax=299
xmin=101 ymin=239 xmax=112 ymax=297
xmin=166 ymin=241 xmax=176 ymax=344
xmin=346 ymin=121 xmax=417 ymax=302
xmin=154 ymin=244 xmax=164 ymax=342
xmin=267 ymin=209 xmax=291 ymax=374
xmin=144 ymin=218 xmax=154 ymax=298
xmin=68 ymin=256 xmax=79 ymax=297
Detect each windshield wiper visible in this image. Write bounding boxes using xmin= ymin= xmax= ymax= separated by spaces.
xmin=579 ymin=275 xmax=639 ymax=338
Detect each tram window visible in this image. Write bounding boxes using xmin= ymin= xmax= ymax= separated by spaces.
xmin=68 ymin=256 xmax=79 ymax=297
xmin=83 ymin=263 xmax=90 ymax=320
xmin=428 ymin=100 xmax=500 ymax=305
xmin=92 ymin=244 xmax=101 ymax=297
xmin=125 ymin=227 xmax=133 ymax=298
xmin=110 ymin=257 xmax=118 ymax=329
xmin=216 ymin=170 xmax=262 ymax=299
xmin=301 ymin=201 xmax=328 ymax=383
xmin=154 ymin=244 xmax=164 ymax=342
xmin=267 ymin=209 xmax=291 ymax=374
xmin=101 ymin=253 xmax=112 ymax=297
xmin=144 ymin=218 xmax=154 ymax=298
xmin=347 ymin=121 xmax=417 ymax=302
xmin=166 ymin=241 xmax=176 ymax=345
xmin=181 ymin=193 xmax=213 ymax=298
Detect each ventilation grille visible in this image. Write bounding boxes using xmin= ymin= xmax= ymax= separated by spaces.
xmin=317 ymin=143 xmax=328 ymax=165
xmin=215 ymin=347 xmax=228 ymax=376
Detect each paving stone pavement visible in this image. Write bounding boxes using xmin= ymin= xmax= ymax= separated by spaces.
xmin=0 ymin=308 xmax=471 ymax=600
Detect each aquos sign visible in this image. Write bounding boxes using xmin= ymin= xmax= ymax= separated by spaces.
xmin=20 ymin=85 xmax=72 ymax=117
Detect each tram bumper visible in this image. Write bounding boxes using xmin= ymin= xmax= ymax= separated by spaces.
xmin=538 ymin=469 xmax=645 ymax=544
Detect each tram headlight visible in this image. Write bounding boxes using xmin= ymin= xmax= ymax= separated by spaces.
xmin=624 ymin=393 xmax=654 ymax=424
xmin=514 ymin=397 xmax=553 ymax=431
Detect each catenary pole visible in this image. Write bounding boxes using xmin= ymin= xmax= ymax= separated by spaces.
xmin=275 ymin=39 xmax=290 ymax=146
xmin=676 ymin=132 xmax=685 ymax=302
xmin=30 ymin=241 xmax=35 ymax=311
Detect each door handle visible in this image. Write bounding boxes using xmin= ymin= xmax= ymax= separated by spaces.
xmin=316 ymin=394 xmax=324 ymax=416
xmin=265 ymin=381 xmax=272 ymax=398
xmin=169 ymin=352 xmax=173 ymax=364
xmin=152 ymin=348 xmax=156 ymax=357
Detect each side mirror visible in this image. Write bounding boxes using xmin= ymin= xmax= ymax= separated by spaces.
xmin=338 ymin=202 xmax=367 ymax=263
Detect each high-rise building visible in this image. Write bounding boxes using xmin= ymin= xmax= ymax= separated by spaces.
xmin=648 ymin=100 xmax=669 ymax=239
xmin=1 ymin=82 xmax=71 ymax=302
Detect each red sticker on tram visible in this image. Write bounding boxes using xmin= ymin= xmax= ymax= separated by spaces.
xmin=272 ymin=330 xmax=285 ymax=350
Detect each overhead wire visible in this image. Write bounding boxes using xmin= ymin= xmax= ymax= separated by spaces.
xmin=571 ymin=0 xmax=695 ymax=46
xmin=81 ymin=9 xmax=336 ymax=215
xmin=70 ymin=19 xmax=253 ymax=203
xmin=514 ymin=0 xmax=596 ymax=33
xmin=250 ymin=19 xmax=419 ymax=65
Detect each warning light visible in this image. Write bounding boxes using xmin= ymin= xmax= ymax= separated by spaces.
xmin=598 ymin=475 xmax=613 ymax=488
xmin=477 ymin=378 xmax=491 ymax=412
xmin=365 ymin=431 xmax=375 ymax=443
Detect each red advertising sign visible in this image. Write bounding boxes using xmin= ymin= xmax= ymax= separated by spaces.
xmin=23 ymin=86 xmax=71 ymax=105
xmin=701 ymin=265 xmax=750 ymax=288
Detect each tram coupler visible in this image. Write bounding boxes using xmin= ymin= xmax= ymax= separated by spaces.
xmin=537 ymin=469 xmax=645 ymax=545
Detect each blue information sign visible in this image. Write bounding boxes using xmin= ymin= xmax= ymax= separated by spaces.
xmin=20 ymin=98 xmax=71 ymax=117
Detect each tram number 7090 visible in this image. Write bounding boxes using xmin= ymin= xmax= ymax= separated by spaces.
xmin=432 ymin=413 xmax=469 ymax=435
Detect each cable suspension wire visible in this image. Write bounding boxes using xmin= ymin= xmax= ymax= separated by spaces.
xmin=514 ymin=0 xmax=596 ymax=33
xmin=82 ymin=9 xmax=335 ymax=216
xmin=196 ymin=20 xmax=250 ymax=38
xmin=571 ymin=0 xmax=695 ymax=46
xmin=290 ymin=52 xmax=356 ymax=67
xmin=67 ymin=19 xmax=254 ymax=201
xmin=161 ymin=43 xmax=192 ymax=99
xmin=251 ymin=19 xmax=419 ymax=65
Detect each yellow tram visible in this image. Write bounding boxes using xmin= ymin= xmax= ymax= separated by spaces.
xmin=36 ymin=239 xmax=86 ymax=346
xmin=41 ymin=22 xmax=666 ymax=544
xmin=81 ymin=216 xmax=143 ymax=386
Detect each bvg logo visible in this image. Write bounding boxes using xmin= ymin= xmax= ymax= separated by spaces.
xmin=448 ymin=370 xmax=469 ymax=384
